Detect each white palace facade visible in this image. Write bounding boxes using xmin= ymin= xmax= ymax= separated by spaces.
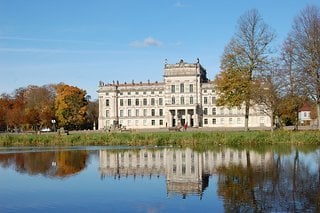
xmin=98 ymin=59 xmax=271 ymax=130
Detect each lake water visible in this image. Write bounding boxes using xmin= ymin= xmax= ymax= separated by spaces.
xmin=0 ymin=145 xmax=319 ymax=212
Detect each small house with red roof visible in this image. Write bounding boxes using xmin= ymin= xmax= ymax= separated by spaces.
xmin=298 ymin=103 xmax=312 ymax=125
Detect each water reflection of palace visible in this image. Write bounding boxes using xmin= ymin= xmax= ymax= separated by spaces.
xmin=99 ymin=148 xmax=273 ymax=198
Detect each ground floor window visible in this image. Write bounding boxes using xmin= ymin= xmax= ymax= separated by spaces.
xmin=159 ymin=120 xmax=163 ymax=125
xmin=204 ymin=119 xmax=208 ymax=125
xmin=151 ymin=120 xmax=155 ymax=126
xmin=212 ymin=118 xmax=216 ymax=124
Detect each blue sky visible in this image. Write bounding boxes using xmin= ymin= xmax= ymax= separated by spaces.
xmin=0 ymin=0 xmax=319 ymax=99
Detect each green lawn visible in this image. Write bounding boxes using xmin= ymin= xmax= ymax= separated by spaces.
xmin=1 ymin=130 xmax=320 ymax=149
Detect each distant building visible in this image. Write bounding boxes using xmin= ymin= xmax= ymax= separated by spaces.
xmin=299 ymin=103 xmax=312 ymax=125
xmin=97 ymin=59 xmax=271 ymax=129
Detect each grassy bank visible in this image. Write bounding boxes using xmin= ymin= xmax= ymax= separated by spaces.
xmin=1 ymin=130 xmax=320 ymax=150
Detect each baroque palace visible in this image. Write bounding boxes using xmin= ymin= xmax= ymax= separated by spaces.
xmin=98 ymin=59 xmax=271 ymax=130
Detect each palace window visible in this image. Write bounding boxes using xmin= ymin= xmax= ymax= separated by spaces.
xmin=143 ymin=109 xmax=147 ymax=116
xmin=151 ymin=120 xmax=155 ymax=126
xmin=106 ymin=99 xmax=109 ymax=106
xmin=212 ymin=97 xmax=216 ymax=103
xmin=172 ymin=97 xmax=175 ymax=104
xmin=212 ymin=107 xmax=216 ymax=115
xmin=151 ymin=98 xmax=155 ymax=105
xmin=143 ymin=98 xmax=147 ymax=105
xmin=182 ymin=164 xmax=186 ymax=174
xmin=180 ymin=96 xmax=185 ymax=105
xmin=171 ymin=85 xmax=175 ymax=93
xmin=212 ymin=118 xmax=216 ymax=124
xmin=220 ymin=107 xmax=224 ymax=115
xmin=159 ymin=120 xmax=163 ymax=125
xmin=136 ymin=109 xmax=139 ymax=116
xmin=151 ymin=109 xmax=155 ymax=116
xmin=190 ymin=96 xmax=193 ymax=104
xmin=120 ymin=99 xmax=124 ymax=106
xmin=189 ymin=84 xmax=193 ymax=93
xmin=106 ymin=110 xmax=109 ymax=117
xmin=120 ymin=110 xmax=124 ymax=117
xmin=204 ymin=108 xmax=208 ymax=115
xmin=128 ymin=99 xmax=131 ymax=106
xmin=159 ymin=98 xmax=163 ymax=105
xmin=159 ymin=109 xmax=163 ymax=116
xmin=128 ymin=109 xmax=131 ymax=117
xmin=204 ymin=119 xmax=208 ymax=124
xmin=204 ymin=97 xmax=208 ymax=104
xmin=135 ymin=99 xmax=139 ymax=106
xmin=180 ymin=83 xmax=184 ymax=93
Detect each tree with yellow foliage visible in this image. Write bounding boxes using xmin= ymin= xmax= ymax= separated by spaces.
xmin=54 ymin=84 xmax=87 ymax=130
xmin=215 ymin=9 xmax=275 ymax=131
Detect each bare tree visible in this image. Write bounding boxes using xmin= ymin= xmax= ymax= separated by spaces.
xmin=277 ymin=36 xmax=305 ymax=129
xmin=290 ymin=5 xmax=320 ymax=129
xmin=216 ymin=9 xmax=275 ymax=131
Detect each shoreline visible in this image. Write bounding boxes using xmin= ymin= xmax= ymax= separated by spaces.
xmin=1 ymin=130 xmax=320 ymax=148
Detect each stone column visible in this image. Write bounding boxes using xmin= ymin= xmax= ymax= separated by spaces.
xmin=194 ymin=107 xmax=199 ymax=128
xmin=187 ymin=110 xmax=191 ymax=127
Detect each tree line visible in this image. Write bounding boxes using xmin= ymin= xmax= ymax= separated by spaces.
xmin=0 ymin=83 xmax=98 ymax=132
xmin=214 ymin=5 xmax=320 ymax=130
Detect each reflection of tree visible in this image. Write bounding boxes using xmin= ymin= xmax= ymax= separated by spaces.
xmin=217 ymin=151 xmax=265 ymax=212
xmin=56 ymin=151 xmax=87 ymax=177
xmin=0 ymin=150 xmax=88 ymax=178
xmin=217 ymin=149 xmax=320 ymax=212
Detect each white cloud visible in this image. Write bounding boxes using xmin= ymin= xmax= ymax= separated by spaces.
xmin=130 ymin=37 xmax=163 ymax=48
xmin=174 ymin=1 xmax=188 ymax=8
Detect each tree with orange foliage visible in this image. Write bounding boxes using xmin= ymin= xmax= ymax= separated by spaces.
xmin=54 ymin=84 xmax=87 ymax=130
xmin=24 ymin=85 xmax=56 ymax=130
xmin=0 ymin=93 xmax=11 ymax=131
xmin=5 ymin=88 xmax=26 ymax=132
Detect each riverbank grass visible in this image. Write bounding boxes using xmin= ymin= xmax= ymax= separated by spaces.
xmin=0 ymin=130 xmax=320 ymax=148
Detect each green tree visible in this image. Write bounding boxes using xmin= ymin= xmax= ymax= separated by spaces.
xmin=215 ymin=9 xmax=275 ymax=131
xmin=54 ymin=84 xmax=88 ymax=130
